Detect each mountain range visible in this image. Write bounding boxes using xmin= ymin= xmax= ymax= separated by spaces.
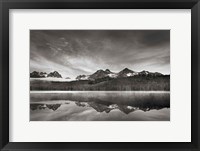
xmin=76 ymin=68 xmax=164 ymax=81
xmin=30 ymin=68 xmax=166 ymax=80
xmin=30 ymin=71 xmax=62 ymax=78
xmin=30 ymin=68 xmax=170 ymax=91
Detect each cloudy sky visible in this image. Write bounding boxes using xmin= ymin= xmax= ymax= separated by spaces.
xmin=30 ymin=30 xmax=170 ymax=79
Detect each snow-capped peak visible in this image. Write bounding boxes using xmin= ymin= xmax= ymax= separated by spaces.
xmin=76 ymin=75 xmax=90 ymax=80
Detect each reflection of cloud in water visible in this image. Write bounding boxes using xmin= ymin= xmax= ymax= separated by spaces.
xmin=30 ymin=91 xmax=170 ymax=121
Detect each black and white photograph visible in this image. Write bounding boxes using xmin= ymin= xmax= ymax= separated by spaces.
xmin=30 ymin=30 xmax=170 ymax=121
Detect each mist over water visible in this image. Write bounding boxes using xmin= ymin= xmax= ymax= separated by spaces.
xmin=30 ymin=91 xmax=170 ymax=121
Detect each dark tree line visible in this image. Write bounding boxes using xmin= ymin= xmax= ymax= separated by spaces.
xmin=30 ymin=75 xmax=170 ymax=91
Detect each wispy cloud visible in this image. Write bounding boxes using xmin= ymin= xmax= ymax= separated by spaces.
xmin=30 ymin=30 xmax=170 ymax=78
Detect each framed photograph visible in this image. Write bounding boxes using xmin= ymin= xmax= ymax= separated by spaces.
xmin=0 ymin=0 xmax=200 ymax=150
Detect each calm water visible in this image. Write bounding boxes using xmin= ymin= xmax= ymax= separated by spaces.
xmin=30 ymin=91 xmax=170 ymax=121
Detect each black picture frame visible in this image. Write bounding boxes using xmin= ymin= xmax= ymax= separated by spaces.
xmin=0 ymin=0 xmax=199 ymax=150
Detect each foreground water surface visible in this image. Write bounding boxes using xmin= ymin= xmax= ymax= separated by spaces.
xmin=30 ymin=91 xmax=170 ymax=121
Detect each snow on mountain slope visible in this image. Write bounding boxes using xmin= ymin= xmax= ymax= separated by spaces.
xmin=76 ymin=75 xmax=90 ymax=80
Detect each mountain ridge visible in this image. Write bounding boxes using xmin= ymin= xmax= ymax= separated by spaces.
xmin=30 ymin=68 xmax=168 ymax=81
xmin=30 ymin=71 xmax=62 ymax=78
xmin=76 ymin=68 xmax=165 ymax=81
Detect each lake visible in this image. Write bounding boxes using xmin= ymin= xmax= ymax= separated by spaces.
xmin=30 ymin=91 xmax=170 ymax=121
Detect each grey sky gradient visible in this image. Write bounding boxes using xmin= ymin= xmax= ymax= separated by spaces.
xmin=30 ymin=30 xmax=170 ymax=79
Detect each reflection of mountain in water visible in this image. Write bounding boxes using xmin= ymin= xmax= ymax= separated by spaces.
xmin=30 ymin=100 xmax=169 ymax=114
xmin=30 ymin=92 xmax=170 ymax=114
xmin=30 ymin=104 xmax=46 ymax=110
xmin=88 ymin=102 xmax=113 ymax=113
xmin=30 ymin=103 xmax=61 ymax=111
xmin=118 ymin=105 xmax=136 ymax=114
xmin=46 ymin=104 xmax=61 ymax=111
xmin=74 ymin=101 xmax=169 ymax=114
xmin=75 ymin=101 xmax=88 ymax=107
